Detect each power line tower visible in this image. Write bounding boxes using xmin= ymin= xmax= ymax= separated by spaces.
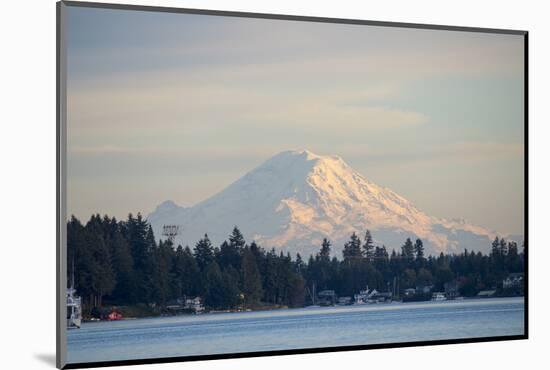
xmin=162 ymin=225 xmax=179 ymax=245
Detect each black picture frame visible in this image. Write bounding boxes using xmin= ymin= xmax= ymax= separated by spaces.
xmin=56 ymin=1 xmax=528 ymax=368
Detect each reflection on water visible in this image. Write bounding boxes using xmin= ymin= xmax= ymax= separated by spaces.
xmin=67 ymin=297 xmax=524 ymax=364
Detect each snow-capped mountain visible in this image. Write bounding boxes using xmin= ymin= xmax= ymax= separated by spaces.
xmin=147 ymin=150 xmax=513 ymax=257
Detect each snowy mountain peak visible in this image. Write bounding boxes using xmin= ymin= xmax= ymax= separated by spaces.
xmin=147 ymin=150 xmax=511 ymax=257
xmin=155 ymin=200 xmax=181 ymax=212
xmin=266 ymin=149 xmax=345 ymax=168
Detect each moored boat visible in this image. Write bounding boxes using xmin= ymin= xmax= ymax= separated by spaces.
xmin=108 ymin=310 xmax=123 ymax=321
xmin=67 ymin=286 xmax=82 ymax=329
xmin=431 ymin=292 xmax=447 ymax=301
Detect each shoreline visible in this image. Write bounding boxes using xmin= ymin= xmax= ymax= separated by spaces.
xmin=80 ymin=295 xmax=524 ymax=324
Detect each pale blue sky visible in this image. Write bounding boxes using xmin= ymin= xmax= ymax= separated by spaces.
xmin=66 ymin=6 xmax=524 ymax=235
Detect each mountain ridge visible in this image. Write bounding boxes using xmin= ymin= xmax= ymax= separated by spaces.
xmin=147 ymin=149 xmax=518 ymax=257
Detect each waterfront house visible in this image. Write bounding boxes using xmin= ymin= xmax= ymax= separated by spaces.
xmin=374 ymin=291 xmax=392 ymax=302
xmin=318 ymin=290 xmax=337 ymax=306
xmin=185 ymin=297 xmax=205 ymax=313
xmin=354 ymin=289 xmax=369 ymax=304
xmin=416 ymin=285 xmax=433 ymax=295
xmin=338 ymin=296 xmax=353 ymax=305
xmin=166 ymin=298 xmax=186 ymax=314
xmin=503 ymin=273 xmax=524 ymax=289
xmin=166 ymin=297 xmax=204 ymax=314
xmin=404 ymin=288 xmax=416 ymax=297
xmin=354 ymin=287 xmax=392 ymax=304
xmin=444 ymin=280 xmax=460 ymax=300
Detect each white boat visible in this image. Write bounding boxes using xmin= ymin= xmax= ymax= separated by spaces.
xmin=184 ymin=297 xmax=205 ymax=314
xmin=67 ymin=286 xmax=82 ymax=328
xmin=431 ymin=292 xmax=447 ymax=301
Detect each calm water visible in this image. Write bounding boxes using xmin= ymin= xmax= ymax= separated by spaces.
xmin=67 ymin=297 xmax=524 ymax=364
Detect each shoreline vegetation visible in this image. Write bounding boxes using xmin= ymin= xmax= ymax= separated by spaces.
xmin=68 ymin=213 xmax=525 ymax=321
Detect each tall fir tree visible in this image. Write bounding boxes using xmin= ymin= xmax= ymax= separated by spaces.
xmin=203 ymin=261 xmax=225 ymax=309
xmin=176 ymin=246 xmax=201 ymax=297
xmin=374 ymin=245 xmax=390 ymax=278
xmin=414 ymin=238 xmax=425 ymax=262
xmin=491 ymin=237 xmax=501 ymax=257
xmin=84 ymin=215 xmax=116 ymax=307
xmin=319 ymin=238 xmax=331 ymax=260
xmin=123 ymin=213 xmax=155 ymax=303
xmin=221 ymin=265 xmax=241 ymax=308
xmin=295 ymin=253 xmax=305 ymax=273
xmin=240 ymin=248 xmax=263 ymax=306
xmin=109 ymin=226 xmax=135 ymax=304
xmin=363 ymin=230 xmax=375 ymax=262
xmin=499 ymin=238 xmax=508 ymax=257
xmin=217 ymin=240 xmax=241 ymax=270
xmin=343 ymin=232 xmax=362 ymax=261
xmin=229 ymin=226 xmax=246 ymax=249
xmin=194 ymin=234 xmax=215 ymax=271
xmin=150 ymin=240 xmax=174 ymax=306
xmin=401 ymin=238 xmax=415 ymax=264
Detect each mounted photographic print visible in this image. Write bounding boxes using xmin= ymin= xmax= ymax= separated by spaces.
xmin=56 ymin=1 xmax=528 ymax=368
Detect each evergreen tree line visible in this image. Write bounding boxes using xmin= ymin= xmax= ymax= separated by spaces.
xmin=67 ymin=214 xmax=525 ymax=312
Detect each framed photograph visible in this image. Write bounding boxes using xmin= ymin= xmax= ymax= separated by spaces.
xmin=56 ymin=1 xmax=528 ymax=368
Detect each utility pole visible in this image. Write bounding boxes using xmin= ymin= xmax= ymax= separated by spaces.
xmin=162 ymin=225 xmax=179 ymax=245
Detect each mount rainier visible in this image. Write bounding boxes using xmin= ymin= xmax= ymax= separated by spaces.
xmin=147 ymin=150 xmax=514 ymax=257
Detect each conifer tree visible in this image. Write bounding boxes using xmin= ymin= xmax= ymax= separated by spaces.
xmin=287 ymin=272 xmax=306 ymax=307
xmin=218 ymin=240 xmax=241 ymax=270
xmin=221 ymin=265 xmax=241 ymax=308
xmin=150 ymin=240 xmax=174 ymax=306
xmin=194 ymin=234 xmax=215 ymax=271
xmin=499 ymin=238 xmax=508 ymax=257
xmin=343 ymin=232 xmax=362 ymax=261
xmin=229 ymin=226 xmax=246 ymax=249
xmin=122 ymin=213 xmax=155 ymax=302
xmin=248 ymin=241 xmax=265 ymax=274
xmin=374 ymin=245 xmax=390 ymax=278
xmin=262 ymin=249 xmax=279 ymax=303
xmin=241 ymin=248 xmax=263 ymax=306
xmin=491 ymin=237 xmax=501 ymax=257
xmin=506 ymin=241 xmax=521 ymax=273
xmin=363 ymin=230 xmax=375 ymax=262
xmin=176 ymin=246 xmax=201 ymax=297
xmin=84 ymin=215 xmax=116 ymax=307
xmin=109 ymin=227 xmax=135 ymax=304
xmin=401 ymin=238 xmax=415 ymax=264
xmin=203 ymin=261 xmax=225 ymax=308
xmin=320 ymin=238 xmax=331 ymax=260
xmin=414 ymin=238 xmax=425 ymax=262
xmin=295 ymin=253 xmax=304 ymax=273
